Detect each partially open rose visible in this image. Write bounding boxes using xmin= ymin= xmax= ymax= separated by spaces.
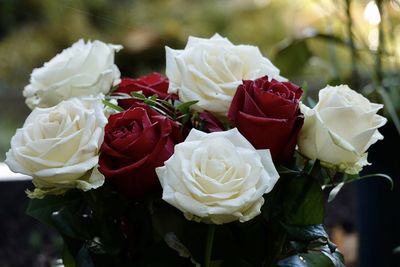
xmin=23 ymin=39 xmax=122 ymax=109
xmin=114 ymin=73 xmax=176 ymax=109
xmin=228 ymin=76 xmax=304 ymax=163
xmin=99 ymin=104 xmax=182 ymax=198
xmin=297 ymin=85 xmax=387 ymax=174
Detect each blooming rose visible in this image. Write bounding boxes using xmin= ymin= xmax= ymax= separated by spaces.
xmin=99 ymin=104 xmax=182 ymax=198
xmin=5 ymin=96 xmax=107 ymax=198
xmin=166 ymin=33 xmax=285 ymax=115
xmin=23 ymin=39 xmax=122 ymax=109
xmin=297 ymin=85 xmax=387 ymax=174
xmin=113 ymin=73 xmax=176 ymax=110
xmin=156 ymin=128 xmax=279 ymax=224
xmin=228 ymin=76 xmax=304 ymax=163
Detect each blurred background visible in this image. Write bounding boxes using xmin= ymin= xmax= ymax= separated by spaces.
xmin=0 ymin=0 xmax=399 ymax=266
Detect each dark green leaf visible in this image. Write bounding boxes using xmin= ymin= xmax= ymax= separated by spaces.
xmin=282 ymin=224 xmax=328 ymax=243
xmin=277 ymin=252 xmax=334 ymax=267
xmin=176 ymin=100 xmax=198 ymax=113
xmin=26 ymin=192 xmax=80 ymax=226
xmin=283 ymin=176 xmax=325 ymax=225
xmin=51 ymin=207 xmax=90 ymax=240
xmin=262 ymin=173 xmax=324 ymax=225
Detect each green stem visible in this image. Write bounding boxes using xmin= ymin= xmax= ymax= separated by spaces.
xmin=344 ymin=0 xmax=359 ymax=89
xmin=203 ymin=224 xmax=216 ymax=267
xmin=375 ymin=0 xmax=384 ymax=85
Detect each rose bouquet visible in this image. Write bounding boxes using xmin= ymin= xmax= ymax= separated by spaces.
xmin=5 ymin=34 xmax=389 ymax=267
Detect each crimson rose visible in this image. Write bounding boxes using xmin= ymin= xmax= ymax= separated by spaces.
xmin=228 ymin=76 xmax=304 ymax=163
xmin=114 ymin=73 xmax=176 ymax=109
xmin=99 ymin=104 xmax=181 ymax=198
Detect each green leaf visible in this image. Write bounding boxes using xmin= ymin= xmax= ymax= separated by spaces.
xmin=51 ymin=207 xmax=90 ymax=240
xmin=102 ymin=100 xmax=124 ymax=112
xmin=274 ymin=39 xmax=312 ymax=76
xmin=282 ymin=224 xmax=328 ymax=243
xmin=176 ymin=100 xmax=199 ymax=113
xmin=130 ymin=91 xmax=146 ymax=100
xmin=26 ymin=192 xmax=80 ymax=226
xmin=283 ymin=175 xmax=325 ymax=225
xmin=262 ymin=173 xmax=324 ymax=225
xmin=277 ymin=252 xmax=334 ymax=267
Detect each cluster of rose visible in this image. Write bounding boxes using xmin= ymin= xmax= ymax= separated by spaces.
xmin=5 ymin=34 xmax=387 ymax=267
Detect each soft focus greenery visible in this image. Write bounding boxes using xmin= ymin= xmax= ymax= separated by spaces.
xmin=1 ymin=0 xmax=399 ymax=161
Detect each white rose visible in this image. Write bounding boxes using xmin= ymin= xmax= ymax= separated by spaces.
xmin=297 ymin=85 xmax=387 ymax=174
xmin=156 ymin=128 xmax=279 ymax=224
xmin=23 ymin=39 xmax=123 ymax=109
xmin=165 ymin=33 xmax=285 ymax=115
xmin=5 ymin=96 xmax=108 ymax=198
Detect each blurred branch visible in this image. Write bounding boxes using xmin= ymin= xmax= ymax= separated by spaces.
xmin=375 ymin=0 xmax=384 ymax=84
xmin=344 ymin=0 xmax=359 ymax=89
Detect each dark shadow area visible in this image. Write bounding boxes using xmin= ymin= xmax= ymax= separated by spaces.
xmin=0 ymin=181 xmax=61 ymax=267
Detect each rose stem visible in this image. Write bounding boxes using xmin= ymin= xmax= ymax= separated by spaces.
xmin=203 ymin=224 xmax=216 ymax=267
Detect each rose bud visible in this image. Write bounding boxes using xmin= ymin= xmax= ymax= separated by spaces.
xmin=114 ymin=73 xmax=176 ymax=110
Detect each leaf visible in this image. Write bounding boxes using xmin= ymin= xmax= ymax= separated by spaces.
xmin=393 ymin=246 xmax=400 ymax=254
xmin=277 ymin=252 xmax=334 ymax=267
xmin=327 ymin=182 xmax=345 ymax=202
xmin=283 ymin=175 xmax=325 ymax=225
xmin=164 ymin=232 xmax=192 ymax=258
xmin=51 ymin=207 xmax=90 ymax=240
xmin=130 ymin=91 xmax=146 ymax=100
xmin=176 ymin=100 xmax=198 ymax=113
xmin=26 ymin=192 xmax=80 ymax=226
xmin=274 ymin=39 xmax=313 ymax=76
xmin=282 ymin=224 xmax=328 ymax=243
xmin=262 ymin=173 xmax=324 ymax=225
xmin=306 ymin=97 xmax=317 ymax=108
xmin=102 ymin=100 xmax=124 ymax=112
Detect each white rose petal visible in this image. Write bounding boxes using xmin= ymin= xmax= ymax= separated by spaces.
xmin=297 ymin=85 xmax=387 ymax=174
xmin=166 ymin=33 xmax=285 ymax=115
xmin=5 ymin=96 xmax=108 ymax=198
xmin=156 ymin=128 xmax=279 ymax=224
xmin=23 ymin=39 xmax=123 ymax=109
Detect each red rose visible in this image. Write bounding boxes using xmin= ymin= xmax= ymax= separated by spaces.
xmin=114 ymin=73 xmax=176 ymax=109
xmin=228 ymin=76 xmax=304 ymax=163
xmin=99 ymin=104 xmax=182 ymax=198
